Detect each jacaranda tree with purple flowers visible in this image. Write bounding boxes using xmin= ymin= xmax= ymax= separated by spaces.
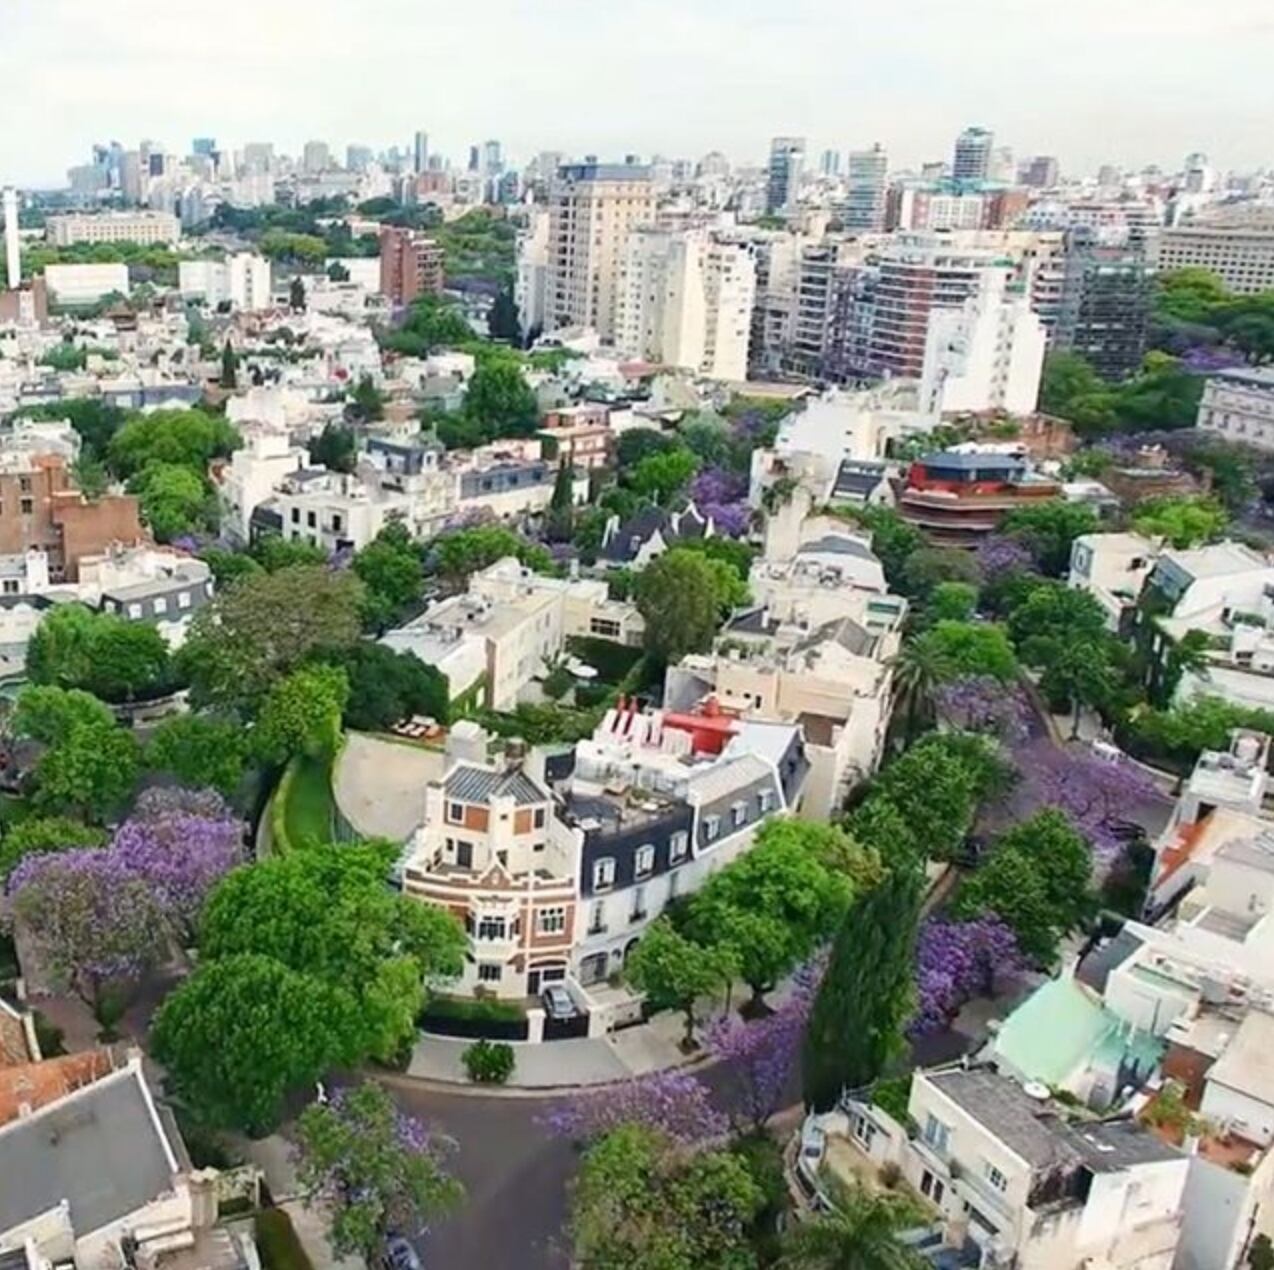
xmin=911 ymin=915 xmax=1022 ymax=1036
xmin=6 ymin=847 xmax=169 ymax=1014
xmin=540 ymin=1068 xmax=729 ymax=1146
xmin=295 ymin=1081 xmax=463 ymax=1263
xmin=935 ymin=676 xmax=1032 ymax=743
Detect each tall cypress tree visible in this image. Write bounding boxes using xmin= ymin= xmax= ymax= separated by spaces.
xmin=802 ymin=861 xmax=923 ymax=1112
xmin=546 ymin=458 xmax=575 ymax=543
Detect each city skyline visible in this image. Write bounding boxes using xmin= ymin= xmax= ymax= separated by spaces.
xmin=3 ymin=0 xmax=1272 ymax=187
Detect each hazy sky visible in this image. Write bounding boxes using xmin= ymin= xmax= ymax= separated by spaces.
xmin=3 ymin=0 xmax=1272 ymax=187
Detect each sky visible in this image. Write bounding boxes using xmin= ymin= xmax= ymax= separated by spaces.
xmin=2 ymin=0 xmax=1272 ymax=188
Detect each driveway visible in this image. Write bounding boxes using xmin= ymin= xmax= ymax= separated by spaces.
xmin=331 ymin=733 xmax=443 ymax=841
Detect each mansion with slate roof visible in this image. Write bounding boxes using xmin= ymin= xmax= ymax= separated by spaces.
xmin=401 ymin=699 xmax=808 ymax=999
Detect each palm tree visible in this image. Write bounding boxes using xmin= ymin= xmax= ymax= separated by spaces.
xmin=887 ymin=635 xmax=952 ymax=745
xmin=780 ymin=1187 xmax=926 ymax=1269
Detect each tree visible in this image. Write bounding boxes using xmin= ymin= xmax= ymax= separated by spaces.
xmin=927 ymin=581 xmax=977 ymax=623
xmin=625 ymin=917 xmax=737 ymax=1048
xmin=802 ymin=863 xmax=922 ymax=1111
xmin=487 ymin=286 xmax=521 ymax=344
xmin=634 ymin=548 xmax=729 ymax=664
xmin=934 ymin=676 xmax=1032 ymax=742
xmin=309 ymin=422 xmax=357 ymax=474
xmin=1130 ymin=694 xmax=1274 ymax=769
xmin=779 ymin=1185 xmax=926 ymax=1269
xmin=569 ymin=1125 xmax=761 ymax=1270
xmin=430 ymin=525 xmax=550 ymax=586
xmin=151 ymin=953 xmax=360 ymax=1132
xmin=686 ymin=820 xmax=866 ymax=1011
xmin=7 ymin=848 xmax=169 ymax=1015
xmin=545 ymin=458 xmax=575 ymax=542
xmin=1001 ymin=500 xmax=1100 ymax=577
xmin=219 ymin=340 xmax=238 ymax=390
xmin=12 ymin=685 xmax=140 ymax=821
xmin=106 ymin=408 xmax=239 ymax=480
xmin=348 ymin=375 xmax=385 ymax=423
xmin=629 ymin=448 xmax=700 ymax=504
xmin=253 ymin=664 xmax=349 ymax=764
xmin=132 ymin=462 xmax=217 ymax=541
xmin=887 ymin=636 xmax=952 ymax=743
xmin=146 ymin=715 xmax=247 ymax=796
xmin=1248 ymin=1233 xmax=1274 ymax=1270
xmin=463 ymin=357 xmax=538 ymax=439
xmin=296 ymin=1083 xmax=462 ymax=1261
xmin=289 ymin=276 xmax=307 ymax=310
xmin=315 ymin=642 xmax=449 ymax=731
xmin=199 ymin=843 xmax=465 ymax=1062
xmin=951 ymin=844 xmax=1058 ymax=964
xmin=0 ymin=816 xmax=106 ymax=881
xmin=80 ymin=618 xmax=171 ymax=703
xmin=872 ymin=735 xmax=985 ymax=862
xmin=542 ymin=1070 xmax=729 ymax=1145
xmin=199 ymin=546 xmax=263 ymax=587
xmin=252 ymin=535 xmax=329 ymax=571
xmin=995 ymin=810 xmax=1095 ymax=935
xmin=900 ymin=546 xmax=981 ymax=601
xmin=178 ymin=565 xmax=365 ymax=712
xmin=917 ymin=620 xmax=1017 ymax=682
xmin=1038 ymin=637 xmax=1116 ymax=737
xmin=1132 ymin=495 xmax=1229 ymax=548
xmin=352 ymin=523 xmax=423 ymax=633
xmin=1156 ymin=268 xmax=1231 ymax=324
xmin=1007 ymin=580 xmax=1107 ymax=650
xmin=913 ymin=915 xmax=1023 ymax=1036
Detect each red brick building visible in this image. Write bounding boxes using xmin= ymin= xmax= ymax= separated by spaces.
xmin=379 ymin=227 xmax=445 ymax=306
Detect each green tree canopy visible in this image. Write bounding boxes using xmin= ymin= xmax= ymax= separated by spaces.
xmin=253 ymin=664 xmax=349 ymax=764
xmin=352 ymin=523 xmax=424 ymax=633
xmin=570 ymin=1124 xmax=762 ymax=1270
xmin=926 ymin=581 xmax=978 ymax=623
xmin=629 ymin=448 xmax=700 ymax=505
xmin=146 ymin=714 xmax=247 ymax=796
xmin=917 ymin=620 xmax=1017 ymax=683
xmin=900 ymin=546 xmax=981 ymax=601
xmin=0 ymin=816 xmax=106 ymax=882
xmin=131 ymin=462 xmax=218 ymax=542
xmin=106 ymin=408 xmax=240 ymax=480
xmin=1001 ymin=500 xmax=1100 ymax=577
xmin=430 ymin=525 xmax=552 ymax=586
xmin=151 ymin=952 xmax=361 ymax=1132
xmin=309 ymin=422 xmax=357 ymax=474
xmin=625 ymin=917 xmax=737 ymax=1047
xmin=252 ymin=535 xmax=329 ymax=571
xmin=634 ymin=548 xmax=732 ymax=664
xmin=178 ymin=565 xmax=365 ymax=713
xmin=616 ymin=428 xmax=679 ymax=470
xmin=803 ymin=863 xmax=922 ymax=1111
xmin=1132 ymin=495 xmax=1229 ymax=549
xmin=463 ymin=356 xmax=539 ymax=440
xmin=200 ymin=842 xmax=465 ymax=1061
xmin=313 ymin=642 xmax=449 ymax=732
xmin=1007 ymin=580 xmax=1108 ymax=653
xmin=779 ymin=1184 xmax=926 ymax=1269
xmin=27 ymin=603 xmax=171 ymax=702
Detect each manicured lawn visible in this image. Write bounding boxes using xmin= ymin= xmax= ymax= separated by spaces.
xmin=278 ymin=755 xmax=335 ymax=850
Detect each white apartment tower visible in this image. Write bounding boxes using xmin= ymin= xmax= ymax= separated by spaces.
xmin=514 ymin=208 xmax=552 ymax=339
xmin=547 ymin=163 xmax=656 ymax=342
xmin=952 ymin=126 xmax=994 ymax=185
xmin=767 ymin=137 xmax=806 ymax=214
xmin=178 ymin=253 xmax=272 ymax=310
xmin=919 ymin=271 xmax=1047 ymax=416
xmin=843 ymin=145 xmax=888 ymax=232
xmin=2 ymin=188 xmax=18 ymax=290
xmin=616 ymin=229 xmax=756 ymax=381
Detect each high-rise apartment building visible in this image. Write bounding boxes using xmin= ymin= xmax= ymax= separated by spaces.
xmin=414 ymin=131 xmax=429 ymax=175
xmin=242 ymin=142 xmax=274 ymax=173
xmin=482 ymin=141 xmax=503 ymax=176
xmin=515 ymin=208 xmax=552 ymax=339
xmin=1158 ymin=226 xmax=1274 ymax=295
xmin=1023 ymin=155 xmax=1060 ymax=189
xmin=302 ymin=140 xmax=331 ymax=174
xmin=819 ymin=149 xmax=841 ymax=178
xmin=615 ymin=229 xmax=756 ymax=382
xmin=120 ymin=151 xmax=143 ymax=204
xmin=2 ymin=189 xmax=19 ymax=291
xmin=842 ymin=144 xmax=888 ymax=232
xmin=346 ymin=145 xmax=373 ymax=173
xmin=1053 ymin=228 xmax=1154 ymax=380
xmin=378 ymin=227 xmax=445 ymax=306
xmin=546 ymin=163 xmax=656 ymax=342
xmin=191 ymin=137 xmax=216 ymax=158
xmin=766 ymin=137 xmax=806 ymax=215
xmin=178 ymin=253 xmax=273 ymax=310
xmin=952 ymin=127 xmax=994 ymax=186
xmin=919 ymin=271 xmax=1046 ymax=415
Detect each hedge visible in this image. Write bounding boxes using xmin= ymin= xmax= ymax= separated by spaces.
xmin=565 ymin=636 xmax=644 ymax=685
xmin=421 ymin=994 xmax=529 ymax=1041
xmin=254 ymin=1209 xmax=314 ymax=1270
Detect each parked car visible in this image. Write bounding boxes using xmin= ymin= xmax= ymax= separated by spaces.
xmin=381 ymin=1236 xmax=422 ymax=1270
xmin=541 ymin=984 xmax=578 ymax=1020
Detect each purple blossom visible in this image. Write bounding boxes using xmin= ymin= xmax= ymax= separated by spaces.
xmin=703 ymin=501 xmax=752 ymax=538
xmin=704 ymin=991 xmax=809 ymax=1131
xmin=691 ymin=466 xmax=747 ymax=508
xmin=110 ymin=813 xmax=245 ymax=943
xmin=911 ymin=915 xmax=1023 ymax=1037
xmin=976 ymin=535 xmax=1034 ymax=575
xmin=538 ymin=1069 xmax=729 ymax=1145
xmin=5 ymin=848 xmax=169 ymax=1002
xmin=1180 ymin=345 xmax=1245 ymax=374
xmin=935 ymin=677 xmax=1032 ymax=743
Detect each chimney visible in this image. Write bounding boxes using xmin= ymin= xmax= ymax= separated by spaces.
xmin=504 ymin=738 xmax=527 ymax=771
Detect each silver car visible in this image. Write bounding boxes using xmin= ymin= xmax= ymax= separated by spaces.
xmin=541 ymin=984 xmax=577 ymax=1019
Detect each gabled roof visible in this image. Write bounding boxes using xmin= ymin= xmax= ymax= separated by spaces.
xmin=444 ymin=764 xmax=547 ymax=807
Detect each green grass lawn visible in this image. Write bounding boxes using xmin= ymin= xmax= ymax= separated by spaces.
xmin=279 ymin=755 xmax=335 ymax=850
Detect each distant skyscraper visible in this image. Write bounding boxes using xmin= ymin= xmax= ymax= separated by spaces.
xmin=819 ymin=149 xmax=841 ymax=178
xmin=414 ymin=131 xmax=429 ymax=174
xmin=766 ymin=136 xmax=805 ymax=214
xmin=1023 ymin=156 xmax=1060 ymax=189
xmin=952 ymin=127 xmax=994 ymax=186
xmin=302 ymin=140 xmax=331 ymax=174
xmin=468 ymin=145 xmax=481 ymax=172
xmin=1096 ymin=164 xmax=1121 ymax=188
xmin=482 ymin=140 xmax=503 ymax=176
xmin=243 ymin=142 xmax=274 ymax=173
xmin=3 ymin=189 xmax=20 ymax=291
xmin=346 ymin=145 xmax=373 ymax=173
xmin=843 ymin=144 xmax=888 ymax=231
xmin=191 ymin=137 xmax=216 ymax=158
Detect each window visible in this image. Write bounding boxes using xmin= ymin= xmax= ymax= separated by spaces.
xmin=178 ymin=590 xmax=192 ymax=609
xmin=19 ymin=499 xmax=32 ymax=516
xmin=332 ymin=513 xmax=343 ymax=533
xmin=635 ymin=844 xmax=655 ymax=877
xmin=669 ymin=831 xmax=689 ymax=863
xmin=477 ymin=915 xmax=507 ymax=940
xmin=1 ymin=580 xmax=15 ymax=596
xmin=18 ymin=477 xmax=30 ymax=494
xmin=985 ymin=1163 xmax=1008 ymax=1192
xmin=307 ymin=511 xmax=317 ymax=528
xmin=731 ymin=800 xmax=747 ymax=828
xmin=533 ymin=807 xmax=546 ymax=829
xmin=590 ymin=617 xmax=621 ymax=639
xmin=128 ymin=603 xmax=142 ymax=619
xmin=291 ymin=508 xmax=300 ymax=524
xmin=477 ymin=963 xmax=502 ymax=983
xmin=447 ymin=802 xmax=464 ymax=824
xmin=588 ymin=900 xmax=607 ymax=934
xmin=496 ymin=849 xmax=507 ymax=868
xmin=153 ymin=596 xmax=168 ymax=614
xmin=758 ymin=789 xmax=774 ymax=813
xmin=703 ymin=815 xmax=720 ymax=842
xmin=455 ymin=841 xmax=473 ymax=868
xmin=630 ymin=885 xmax=647 ymax=922
xmin=852 ymin=1114 xmax=877 ymax=1149
xmin=922 ymin=1115 xmax=950 ymax=1154
xmin=593 ymin=857 xmax=616 ymax=891
xmin=537 ymin=906 xmax=566 ymax=935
